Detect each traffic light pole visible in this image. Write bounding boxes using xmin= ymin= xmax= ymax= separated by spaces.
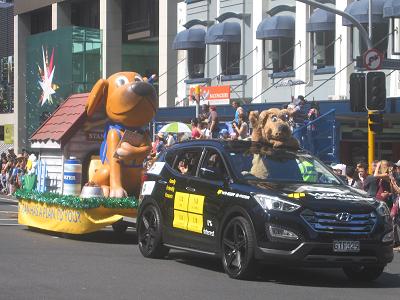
xmin=368 ymin=111 xmax=375 ymax=174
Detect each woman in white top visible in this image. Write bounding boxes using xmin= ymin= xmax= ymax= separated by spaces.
xmin=166 ymin=132 xmax=175 ymax=147
xmin=232 ymin=113 xmax=249 ymax=140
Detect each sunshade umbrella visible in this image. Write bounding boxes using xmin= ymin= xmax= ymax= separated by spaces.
xmin=275 ymin=79 xmax=306 ymax=87
xmin=158 ymin=122 xmax=191 ymax=134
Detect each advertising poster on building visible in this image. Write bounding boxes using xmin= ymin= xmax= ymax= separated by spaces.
xmin=4 ymin=124 xmax=13 ymax=144
xmin=189 ymin=85 xmax=231 ymax=106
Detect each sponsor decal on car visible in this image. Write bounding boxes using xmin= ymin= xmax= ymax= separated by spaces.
xmin=217 ymin=189 xmax=250 ymax=200
xmin=173 ymin=192 xmax=205 ymax=234
xmin=287 ymin=192 xmax=306 ymax=199
xmin=164 ymin=178 xmax=176 ymax=200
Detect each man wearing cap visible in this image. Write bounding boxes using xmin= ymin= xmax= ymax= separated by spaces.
xmin=208 ymin=106 xmax=219 ymax=139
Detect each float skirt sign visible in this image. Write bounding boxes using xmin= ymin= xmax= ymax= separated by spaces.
xmin=189 ymin=85 xmax=230 ymax=105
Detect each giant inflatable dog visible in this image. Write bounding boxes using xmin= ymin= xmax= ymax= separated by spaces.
xmin=86 ymin=72 xmax=158 ymax=198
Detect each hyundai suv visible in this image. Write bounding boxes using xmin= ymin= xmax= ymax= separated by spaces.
xmin=137 ymin=140 xmax=394 ymax=280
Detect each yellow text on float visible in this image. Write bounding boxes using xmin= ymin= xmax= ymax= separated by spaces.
xmin=173 ymin=192 xmax=204 ymax=233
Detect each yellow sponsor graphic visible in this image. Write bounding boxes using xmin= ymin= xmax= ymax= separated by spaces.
xmin=18 ymin=199 xmax=136 ymax=234
xmin=173 ymin=210 xmax=188 ymax=230
xmin=187 ymin=213 xmax=203 ymax=233
xmin=173 ymin=192 xmax=205 ymax=234
xmin=188 ymin=194 xmax=204 ymax=214
xmin=287 ymin=193 xmax=306 ymax=199
xmin=174 ymin=192 xmax=189 ymax=211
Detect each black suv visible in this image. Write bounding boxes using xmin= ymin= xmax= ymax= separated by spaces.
xmin=137 ymin=140 xmax=394 ymax=280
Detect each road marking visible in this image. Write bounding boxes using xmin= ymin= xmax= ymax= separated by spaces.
xmin=0 ymin=219 xmax=18 ymax=221
xmin=0 ymin=210 xmax=17 ymax=213
xmin=0 ymin=224 xmax=23 ymax=226
xmin=0 ymin=196 xmax=18 ymax=203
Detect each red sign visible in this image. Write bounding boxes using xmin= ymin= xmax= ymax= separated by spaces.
xmin=363 ymin=48 xmax=383 ymax=70
xmin=189 ymin=85 xmax=231 ymax=105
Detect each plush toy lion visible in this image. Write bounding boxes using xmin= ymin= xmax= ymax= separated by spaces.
xmin=249 ymin=108 xmax=299 ymax=149
xmin=86 ymin=72 xmax=158 ymax=198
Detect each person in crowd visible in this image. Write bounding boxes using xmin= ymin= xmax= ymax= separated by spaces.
xmin=199 ymin=121 xmax=210 ymax=139
xmin=373 ymin=160 xmax=392 ymax=204
xmin=288 ymin=95 xmax=307 ymax=128
xmin=220 ymin=129 xmax=230 ymax=140
xmin=0 ymin=156 xmax=7 ymax=193
xmin=208 ymin=105 xmax=219 ymax=139
xmin=232 ymin=113 xmax=249 ymax=140
xmin=7 ymin=147 xmax=16 ymax=160
xmin=345 ymin=166 xmax=363 ymax=189
xmin=357 ymin=162 xmax=369 ymax=185
xmin=155 ymin=132 xmax=166 ymax=157
xmin=199 ymin=104 xmax=210 ymax=122
xmin=191 ymin=119 xmax=201 ymax=140
xmin=232 ymin=101 xmax=244 ymax=124
xmin=331 ymin=163 xmax=347 ymax=180
xmin=166 ymin=132 xmax=175 ymax=148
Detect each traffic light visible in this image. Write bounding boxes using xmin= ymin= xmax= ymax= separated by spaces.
xmin=350 ymin=73 xmax=366 ymax=112
xmin=366 ymin=71 xmax=386 ymax=111
xmin=368 ymin=112 xmax=383 ymax=134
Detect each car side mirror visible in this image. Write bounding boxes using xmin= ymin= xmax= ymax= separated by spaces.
xmin=200 ymin=167 xmax=221 ymax=181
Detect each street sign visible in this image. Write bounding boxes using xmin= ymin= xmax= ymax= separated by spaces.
xmin=363 ymin=49 xmax=383 ymax=70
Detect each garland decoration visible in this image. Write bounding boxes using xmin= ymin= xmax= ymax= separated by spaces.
xmin=14 ymin=189 xmax=138 ymax=210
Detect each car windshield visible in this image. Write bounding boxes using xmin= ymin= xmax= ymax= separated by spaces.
xmin=227 ymin=145 xmax=341 ymax=185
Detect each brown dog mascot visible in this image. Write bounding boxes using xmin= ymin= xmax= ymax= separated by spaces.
xmin=86 ymin=72 xmax=158 ymax=198
xmin=248 ymin=108 xmax=299 ymax=179
xmin=249 ymin=108 xmax=299 ymax=149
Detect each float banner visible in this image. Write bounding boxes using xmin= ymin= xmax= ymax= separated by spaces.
xmin=189 ymin=85 xmax=230 ymax=105
xmin=18 ymin=199 xmax=137 ymax=234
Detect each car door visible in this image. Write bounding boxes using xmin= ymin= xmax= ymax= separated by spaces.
xmin=161 ymin=146 xmax=205 ymax=247
xmin=184 ymin=147 xmax=231 ymax=252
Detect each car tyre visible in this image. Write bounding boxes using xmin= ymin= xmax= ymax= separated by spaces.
xmin=342 ymin=265 xmax=385 ymax=281
xmin=221 ymin=216 xmax=256 ymax=279
xmin=137 ymin=204 xmax=169 ymax=258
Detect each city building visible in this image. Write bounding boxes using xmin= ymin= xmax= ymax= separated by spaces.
xmin=12 ymin=0 xmax=161 ymax=152
xmin=0 ymin=0 xmax=14 ymax=152
xmin=161 ymin=0 xmax=400 ymax=163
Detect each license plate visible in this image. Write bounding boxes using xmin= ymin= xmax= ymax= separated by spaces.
xmin=333 ymin=240 xmax=360 ymax=252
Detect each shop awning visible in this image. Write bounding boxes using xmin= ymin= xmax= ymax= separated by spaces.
xmin=172 ymin=28 xmax=206 ymax=50
xmin=256 ymin=15 xmax=295 ymax=40
xmin=205 ymin=22 xmax=241 ymax=44
xmin=384 ymin=0 xmax=400 ymax=18
xmin=307 ymin=8 xmax=335 ymax=32
xmin=343 ymin=0 xmax=387 ymax=26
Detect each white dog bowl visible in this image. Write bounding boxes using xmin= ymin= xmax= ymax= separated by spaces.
xmin=80 ymin=186 xmax=104 ymax=198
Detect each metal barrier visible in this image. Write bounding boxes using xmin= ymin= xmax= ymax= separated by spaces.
xmin=293 ymin=109 xmax=337 ymax=163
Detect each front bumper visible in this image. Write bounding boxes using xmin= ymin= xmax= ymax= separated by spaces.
xmin=254 ymin=241 xmax=394 ymax=267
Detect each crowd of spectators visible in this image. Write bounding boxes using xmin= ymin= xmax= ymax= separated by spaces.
xmin=332 ymin=160 xmax=400 ymax=247
xmin=0 ymin=147 xmax=30 ymax=195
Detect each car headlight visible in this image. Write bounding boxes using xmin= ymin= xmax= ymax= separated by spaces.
xmin=253 ymin=194 xmax=301 ymax=212
xmin=376 ymin=202 xmax=390 ymax=217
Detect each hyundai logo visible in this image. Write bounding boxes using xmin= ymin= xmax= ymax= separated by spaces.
xmin=336 ymin=212 xmax=353 ymax=222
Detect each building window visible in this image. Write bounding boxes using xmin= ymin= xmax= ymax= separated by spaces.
xmin=123 ymin=0 xmax=158 ymax=41
xmin=188 ymin=48 xmax=205 ymax=79
xmin=313 ymin=31 xmax=335 ymax=68
xmin=71 ymin=0 xmax=100 ymax=29
xmin=266 ymin=38 xmax=294 ymax=73
xmin=221 ymin=43 xmax=240 ymax=76
xmin=30 ymin=7 xmax=51 ymax=35
xmin=353 ymin=23 xmax=389 ymax=59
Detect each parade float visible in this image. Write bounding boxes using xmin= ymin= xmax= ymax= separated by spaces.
xmin=17 ymin=72 xmax=158 ymax=234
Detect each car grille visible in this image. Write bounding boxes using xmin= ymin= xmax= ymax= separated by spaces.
xmin=301 ymin=210 xmax=377 ymax=234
